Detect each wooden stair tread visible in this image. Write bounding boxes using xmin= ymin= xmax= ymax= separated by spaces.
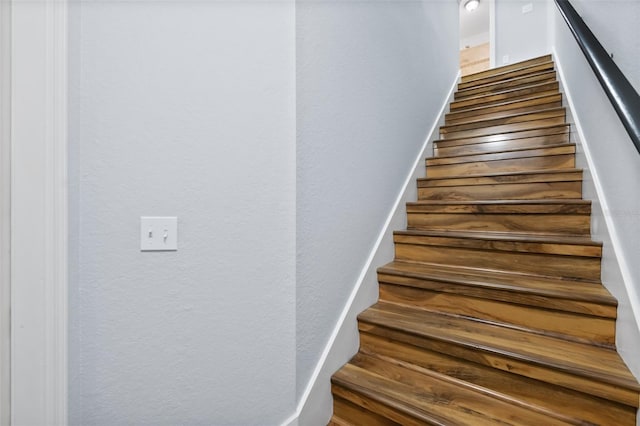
xmin=358 ymin=335 xmax=637 ymax=426
xmin=458 ymin=64 xmax=557 ymax=92
xmin=394 ymin=228 xmax=601 ymax=248
xmin=450 ymin=83 xmax=560 ymax=112
xmin=417 ymin=169 xmax=582 ymax=186
xmin=378 ymin=261 xmax=616 ymax=308
xmin=426 ymin=144 xmax=575 ymax=165
xmin=459 ymin=65 xmax=556 ymax=91
xmin=440 ymin=118 xmax=568 ymax=142
xmin=452 ymin=81 xmax=560 ymax=106
xmin=445 ymin=101 xmax=563 ymax=128
xmin=445 ymin=93 xmax=563 ymax=124
xmin=418 ymin=168 xmax=582 ymax=186
xmin=440 ymin=107 xmax=565 ymax=133
xmin=332 ymin=54 xmax=640 ymax=423
xmin=455 ymin=70 xmax=557 ymax=100
xmin=359 ymin=302 xmax=640 ymax=393
xmin=333 ymin=354 xmax=576 ymax=426
xmin=433 ymin=123 xmax=570 ymax=147
xmin=434 ymin=134 xmax=570 ymax=157
xmin=439 ymin=115 xmax=568 ymax=144
xmin=408 ymin=198 xmax=589 ymax=206
xmin=460 ymin=55 xmax=553 ymax=85
xmin=405 ymin=200 xmax=591 ymax=235
xmin=394 ymin=231 xmax=601 ymax=281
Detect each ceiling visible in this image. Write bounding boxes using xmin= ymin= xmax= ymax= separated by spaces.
xmin=460 ymin=0 xmax=490 ymax=45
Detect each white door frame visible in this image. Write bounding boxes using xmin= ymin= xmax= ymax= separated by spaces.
xmin=10 ymin=0 xmax=68 ymax=424
xmin=0 ymin=0 xmax=11 ymax=424
xmin=489 ymin=0 xmax=496 ymax=68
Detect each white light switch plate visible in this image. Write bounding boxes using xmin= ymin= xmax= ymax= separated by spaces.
xmin=140 ymin=216 xmax=178 ymax=251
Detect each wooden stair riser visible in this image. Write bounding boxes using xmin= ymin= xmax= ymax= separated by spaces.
xmin=434 ymin=133 xmax=570 ymax=157
xmin=445 ymin=94 xmax=563 ymax=125
xmin=406 ymin=201 xmax=591 ymax=235
xmin=332 ymin=397 xmax=398 ymax=426
xmin=455 ymin=70 xmax=557 ymax=100
xmin=407 ymin=212 xmax=589 ymax=235
xmin=418 ymin=170 xmax=583 ymax=201
xmin=358 ymin=333 xmax=637 ymax=425
xmin=336 ymin=356 xmax=575 ymax=426
xmin=450 ymin=83 xmax=560 ymax=112
xmin=427 ymin=145 xmax=576 ymax=167
xmin=378 ymin=283 xmax=614 ymax=347
xmin=357 ymin=314 xmax=639 ymax=407
xmin=440 ymin=108 xmax=565 ymax=137
xmin=460 ymin=56 xmax=553 ymax=87
xmin=418 ymin=181 xmax=582 ymax=201
xmin=440 ymin=115 xmax=566 ymax=140
xmin=364 ymin=301 xmax=638 ymax=393
xmin=426 ymin=153 xmax=575 ymax=178
xmin=434 ymin=124 xmax=570 ymax=148
xmin=328 ymin=417 xmax=352 ymax=426
xmin=393 ymin=235 xmax=601 ymax=281
xmin=376 ymin=268 xmax=617 ymax=319
xmin=331 ymin=382 xmax=433 ymax=426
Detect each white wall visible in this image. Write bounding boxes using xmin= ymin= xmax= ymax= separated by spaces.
xmin=567 ymin=0 xmax=640 ymax=93
xmin=495 ymin=0 xmax=551 ymax=65
xmin=68 ymin=2 xmax=296 ymax=425
xmin=296 ymin=1 xmax=459 ymax=423
xmin=550 ymin=0 xmax=640 ymax=384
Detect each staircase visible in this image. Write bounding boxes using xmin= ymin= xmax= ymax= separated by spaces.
xmin=329 ymin=55 xmax=640 ymax=425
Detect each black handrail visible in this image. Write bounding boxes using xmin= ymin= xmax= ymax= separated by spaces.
xmin=555 ymin=0 xmax=640 ymax=155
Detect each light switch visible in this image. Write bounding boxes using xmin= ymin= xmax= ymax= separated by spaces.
xmin=140 ymin=216 xmax=178 ymax=251
xmin=522 ymin=3 xmax=533 ymax=13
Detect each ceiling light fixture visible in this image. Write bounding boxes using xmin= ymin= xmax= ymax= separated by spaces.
xmin=464 ymin=0 xmax=479 ymax=12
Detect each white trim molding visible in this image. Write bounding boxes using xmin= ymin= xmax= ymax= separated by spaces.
xmin=11 ymin=0 xmax=68 ymax=424
xmin=0 ymin=0 xmax=11 ymax=424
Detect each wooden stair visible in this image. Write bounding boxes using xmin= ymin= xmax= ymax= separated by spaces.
xmin=329 ymin=55 xmax=640 ymax=425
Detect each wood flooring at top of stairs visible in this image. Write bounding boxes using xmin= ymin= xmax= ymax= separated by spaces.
xmin=329 ymin=54 xmax=640 ymax=426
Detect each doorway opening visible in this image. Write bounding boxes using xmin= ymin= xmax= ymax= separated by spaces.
xmin=459 ymin=0 xmax=492 ymax=76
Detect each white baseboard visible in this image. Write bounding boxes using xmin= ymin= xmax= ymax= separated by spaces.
xmin=284 ymin=72 xmax=460 ymax=426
